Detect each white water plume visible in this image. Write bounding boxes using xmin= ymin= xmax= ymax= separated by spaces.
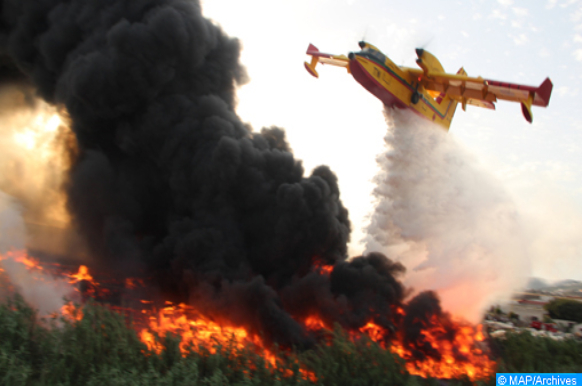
xmin=364 ymin=109 xmax=530 ymax=322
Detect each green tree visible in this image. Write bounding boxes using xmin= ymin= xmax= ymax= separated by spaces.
xmin=544 ymin=299 xmax=582 ymax=323
xmin=491 ymin=331 xmax=582 ymax=373
xmin=508 ymin=312 xmax=520 ymax=320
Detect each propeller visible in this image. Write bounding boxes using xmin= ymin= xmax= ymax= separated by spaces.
xmin=416 ymin=36 xmax=434 ymax=51
xmin=400 ymin=35 xmax=435 ymax=66
xmin=360 ymin=27 xmax=368 ymax=44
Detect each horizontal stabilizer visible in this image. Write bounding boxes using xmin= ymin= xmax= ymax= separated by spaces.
xmin=304 ymin=61 xmax=319 ymax=78
xmin=304 ymin=43 xmax=350 ymax=77
xmin=521 ymin=93 xmax=534 ymax=123
xmin=521 ymin=101 xmax=533 ymax=123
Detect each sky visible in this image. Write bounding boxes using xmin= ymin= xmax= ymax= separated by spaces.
xmin=200 ymin=0 xmax=582 ymax=283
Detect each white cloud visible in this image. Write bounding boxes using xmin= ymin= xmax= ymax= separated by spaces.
xmin=383 ymin=24 xmax=427 ymax=63
xmin=561 ymin=0 xmax=580 ymax=8
xmin=574 ymin=33 xmax=582 ymax=43
xmin=574 ymin=48 xmax=582 ymax=61
xmin=539 ymin=47 xmax=550 ymax=57
xmin=558 ymin=86 xmax=570 ymax=97
xmin=473 ymin=13 xmax=482 ymax=20
xmin=461 ymin=31 xmax=469 ymax=38
xmin=546 ymin=0 xmax=558 ymax=9
xmin=490 ymin=9 xmax=508 ymax=20
xmin=511 ymin=20 xmax=522 ymax=28
xmin=512 ymin=7 xmax=529 ymax=16
xmin=497 ymin=0 xmax=514 ymax=6
xmin=510 ymin=33 xmax=529 ymax=45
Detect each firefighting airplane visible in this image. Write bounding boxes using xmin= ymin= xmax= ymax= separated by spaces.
xmin=304 ymin=42 xmax=553 ymax=130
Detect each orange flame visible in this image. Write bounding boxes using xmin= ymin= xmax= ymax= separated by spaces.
xmin=299 ymin=311 xmax=493 ymax=381
xmin=304 ymin=315 xmax=328 ymax=331
xmin=125 ymin=277 xmax=144 ymax=289
xmin=388 ymin=317 xmax=495 ymax=380
xmin=61 ymin=301 xmax=83 ymax=322
xmin=14 ymin=254 xmax=44 ymax=271
xmin=0 ymin=253 xmax=494 ymax=382
xmin=359 ymin=322 xmax=385 ymax=342
xmin=67 ymin=265 xmax=96 ymax=284
xmin=135 ymin=302 xmax=317 ymax=381
xmin=475 ymin=324 xmax=485 ymax=341
xmin=0 ymin=250 xmax=44 ymax=271
xmin=139 ymin=302 xmax=264 ymax=356
xmin=311 ymin=256 xmax=333 ymax=275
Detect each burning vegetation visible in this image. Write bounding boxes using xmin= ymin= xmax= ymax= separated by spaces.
xmin=0 ymin=251 xmax=495 ymax=382
xmin=0 ymin=0 xmax=498 ymax=382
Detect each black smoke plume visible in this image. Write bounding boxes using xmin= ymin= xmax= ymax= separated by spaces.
xmin=0 ymin=0 xmax=410 ymax=347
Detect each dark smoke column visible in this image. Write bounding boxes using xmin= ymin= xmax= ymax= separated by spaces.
xmin=0 ymin=0 xmax=353 ymax=345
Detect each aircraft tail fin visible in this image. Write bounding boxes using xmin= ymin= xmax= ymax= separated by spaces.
xmin=520 ymin=77 xmax=553 ymax=123
xmin=306 ymin=43 xmax=319 ymax=54
xmin=533 ymin=77 xmax=553 ymax=107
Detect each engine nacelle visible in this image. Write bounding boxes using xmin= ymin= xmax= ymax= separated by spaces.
xmin=415 ymin=48 xmax=445 ymax=75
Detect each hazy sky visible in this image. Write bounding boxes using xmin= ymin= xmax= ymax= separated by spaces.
xmin=201 ymin=0 xmax=582 ymax=282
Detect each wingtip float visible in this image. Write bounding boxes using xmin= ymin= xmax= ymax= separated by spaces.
xmin=304 ymin=41 xmax=553 ymax=130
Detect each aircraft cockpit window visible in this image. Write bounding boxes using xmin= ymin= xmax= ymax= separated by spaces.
xmin=370 ymin=50 xmax=386 ymax=63
xmin=359 ymin=47 xmax=386 ymax=63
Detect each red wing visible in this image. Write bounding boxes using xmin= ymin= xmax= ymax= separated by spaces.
xmin=485 ymin=77 xmax=552 ymax=107
xmin=425 ymin=73 xmax=553 ymax=108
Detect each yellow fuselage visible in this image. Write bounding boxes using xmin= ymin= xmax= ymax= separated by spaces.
xmin=349 ymin=53 xmax=458 ymax=130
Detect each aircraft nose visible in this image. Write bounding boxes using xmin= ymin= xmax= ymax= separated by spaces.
xmin=358 ymin=41 xmax=366 ymax=49
xmin=415 ymin=48 xmax=424 ymax=58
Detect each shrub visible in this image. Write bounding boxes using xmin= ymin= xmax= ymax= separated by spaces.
xmin=545 ymin=299 xmax=582 ymax=323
